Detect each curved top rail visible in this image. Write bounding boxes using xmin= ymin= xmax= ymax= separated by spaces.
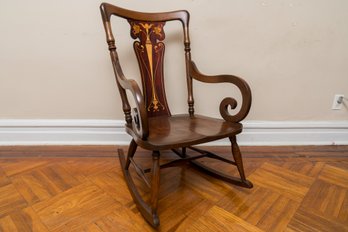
xmin=100 ymin=3 xmax=189 ymax=25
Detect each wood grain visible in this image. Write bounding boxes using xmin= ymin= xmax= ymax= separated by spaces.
xmin=0 ymin=184 xmax=27 ymax=218
xmin=0 ymin=145 xmax=347 ymax=231
xmin=189 ymin=206 xmax=263 ymax=232
xmin=0 ymin=207 xmax=49 ymax=232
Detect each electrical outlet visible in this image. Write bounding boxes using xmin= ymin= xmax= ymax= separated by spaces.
xmin=332 ymin=94 xmax=344 ymax=110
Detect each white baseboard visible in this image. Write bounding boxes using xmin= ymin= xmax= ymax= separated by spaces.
xmin=0 ymin=119 xmax=347 ymax=146
xmin=0 ymin=120 xmax=129 ymax=146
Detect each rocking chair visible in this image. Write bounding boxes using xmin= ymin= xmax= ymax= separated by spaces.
xmin=100 ymin=3 xmax=253 ymax=227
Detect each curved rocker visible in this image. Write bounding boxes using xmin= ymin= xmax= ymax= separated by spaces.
xmin=187 ymin=142 xmax=253 ymax=188
xmin=118 ymin=140 xmax=160 ymax=227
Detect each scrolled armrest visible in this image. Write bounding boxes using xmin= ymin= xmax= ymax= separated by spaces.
xmin=189 ymin=61 xmax=252 ymax=123
xmin=119 ymin=78 xmax=149 ymax=139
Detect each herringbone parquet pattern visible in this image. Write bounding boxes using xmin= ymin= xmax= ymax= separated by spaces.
xmin=0 ymin=146 xmax=347 ymax=231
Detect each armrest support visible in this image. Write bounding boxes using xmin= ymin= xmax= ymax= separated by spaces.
xmin=189 ymin=61 xmax=252 ymax=123
xmin=119 ymin=78 xmax=149 ymax=139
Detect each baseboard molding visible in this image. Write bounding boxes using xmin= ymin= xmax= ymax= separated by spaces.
xmin=0 ymin=119 xmax=347 ymax=146
xmin=0 ymin=120 xmax=129 ymax=146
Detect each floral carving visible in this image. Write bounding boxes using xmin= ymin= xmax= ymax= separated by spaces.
xmin=128 ymin=20 xmax=170 ymax=116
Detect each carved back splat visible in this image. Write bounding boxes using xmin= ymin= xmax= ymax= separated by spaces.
xmin=129 ymin=20 xmax=171 ymax=117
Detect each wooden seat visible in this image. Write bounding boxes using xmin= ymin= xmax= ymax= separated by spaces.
xmin=100 ymin=2 xmax=253 ymax=228
xmin=128 ymin=115 xmax=243 ymax=150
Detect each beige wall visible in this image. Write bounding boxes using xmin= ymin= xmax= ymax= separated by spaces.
xmin=0 ymin=0 xmax=347 ymax=121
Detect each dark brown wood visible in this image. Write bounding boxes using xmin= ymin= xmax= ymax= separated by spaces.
xmin=125 ymin=139 xmax=137 ymax=170
xmin=150 ymin=151 xmax=160 ymax=227
xmin=129 ymin=157 xmax=151 ymax=188
xmin=190 ymin=61 xmax=252 ymax=123
xmin=230 ymin=136 xmax=253 ymax=187
xmin=188 ymin=146 xmax=236 ymax=165
xmin=100 ymin=2 xmax=253 ymax=227
xmin=126 ymin=115 xmax=243 ymax=150
xmin=118 ymin=149 xmax=159 ymax=227
xmin=129 ymin=20 xmax=171 ymax=117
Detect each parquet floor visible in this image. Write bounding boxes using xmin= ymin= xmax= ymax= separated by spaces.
xmin=0 ymin=145 xmax=347 ymax=231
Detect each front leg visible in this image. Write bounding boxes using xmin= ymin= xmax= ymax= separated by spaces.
xmin=150 ymin=151 xmax=160 ymax=226
xmin=229 ymin=136 xmax=253 ymax=188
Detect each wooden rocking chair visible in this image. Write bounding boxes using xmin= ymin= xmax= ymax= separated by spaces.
xmin=100 ymin=3 xmax=253 ymax=227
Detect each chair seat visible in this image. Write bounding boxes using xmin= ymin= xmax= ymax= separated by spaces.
xmin=127 ymin=114 xmax=242 ymax=150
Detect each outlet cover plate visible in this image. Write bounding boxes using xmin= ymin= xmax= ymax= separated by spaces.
xmin=332 ymin=94 xmax=344 ymax=110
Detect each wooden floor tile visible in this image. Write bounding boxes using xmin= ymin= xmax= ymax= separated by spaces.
xmin=32 ymin=182 xmax=121 ymax=231
xmin=88 ymin=207 xmax=153 ymax=232
xmin=256 ymin=195 xmax=299 ymax=231
xmin=187 ymin=206 xmax=263 ymax=232
xmin=60 ymin=158 xmax=118 ymax=182
xmin=11 ymin=164 xmax=81 ymax=205
xmin=1 ymin=159 xmax=48 ymax=176
xmin=217 ymin=186 xmax=299 ymax=231
xmin=181 ymin=167 xmax=232 ymax=202
xmin=326 ymin=161 xmax=348 ymax=171
xmin=0 ymin=167 xmax=10 ymax=187
xmin=83 ymin=223 xmax=104 ymax=232
xmin=301 ymin=179 xmax=348 ymax=224
xmin=307 ymin=161 xmax=326 ymax=177
xmin=175 ymin=199 xmax=215 ymax=232
xmin=0 ymin=184 xmax=27 ymax=218
xmin=319 ymin=164 xmax=348 ymax=188
xmin=158 ymin=186 xmax=205 ymax=231
xmin=88 ymin=169 xmax=133 ymax=204
xmin=0 ymin=207 xmax=48 ymax=232
xmin=287 ymin=208 xmax=348 ymax=232
xmin=280 ymin=161 xmax=325 ymax=178
xmin=158 ymin=167 xmax=187 ymax=198
xmin=249 ymin=162 xmax=314 ymax=202
xmin=0 ymin=215 xmax=17 ymax=232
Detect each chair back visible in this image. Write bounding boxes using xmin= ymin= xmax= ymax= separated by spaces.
xmin=100 ymin=3 xmax=194 ymax=119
